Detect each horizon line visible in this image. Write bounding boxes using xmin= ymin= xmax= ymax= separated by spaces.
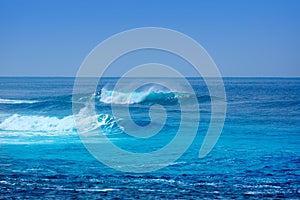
xmin=0 ymin=76 xmax=299 ymax=78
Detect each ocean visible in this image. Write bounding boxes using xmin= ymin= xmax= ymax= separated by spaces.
xmin=0 ymin=77 xmax=299 ymax=199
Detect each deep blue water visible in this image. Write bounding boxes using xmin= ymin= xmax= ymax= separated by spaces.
xmin=0 ymin=77 xmax=299 ymax=199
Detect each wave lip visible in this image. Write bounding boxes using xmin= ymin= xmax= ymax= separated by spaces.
xmin=0 ymin=98 xmax=38 ymax=104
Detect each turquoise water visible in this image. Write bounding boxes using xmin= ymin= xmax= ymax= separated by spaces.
xmin=0 ymin=77 xmax=299 ymax=198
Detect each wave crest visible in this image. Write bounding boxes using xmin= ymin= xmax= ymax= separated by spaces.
xmin=99 ymin=87 xmax=193 ymax=105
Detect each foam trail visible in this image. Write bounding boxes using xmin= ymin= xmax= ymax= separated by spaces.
xmin=0 ymin=98 xmax=38 ymax=104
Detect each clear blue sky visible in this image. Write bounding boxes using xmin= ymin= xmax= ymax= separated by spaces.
xmin=0 ymin=0 xmax=299 ymax=77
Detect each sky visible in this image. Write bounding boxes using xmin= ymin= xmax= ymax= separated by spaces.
xmin=0 ymin=0 xmax=299 ymax=77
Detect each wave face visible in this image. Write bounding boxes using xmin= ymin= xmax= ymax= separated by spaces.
xmin=99 ymin=87 xmax=193 ymax=105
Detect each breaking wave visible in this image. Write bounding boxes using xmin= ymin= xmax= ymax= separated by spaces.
xmin=99 ymin=87 xmax=194 ymax=105
xmin=0 ymin=112 xmax=121 ymax=137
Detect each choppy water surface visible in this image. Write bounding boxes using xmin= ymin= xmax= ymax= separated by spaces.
xmin=0 ymin=77 xmax=299 ymax=199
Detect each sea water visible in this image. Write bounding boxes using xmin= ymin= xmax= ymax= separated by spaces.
xmin=0 ymin=77 xmax=299 ymax=199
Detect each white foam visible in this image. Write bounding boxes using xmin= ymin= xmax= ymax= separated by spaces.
xmin=100 ymin=88 xmax=146 ymax=104
xmin=0 ymin=114 xmax=75 ymax=135
xmin=75 ymin=104 xmax=123 ymax=134
xmin=99 ymin=86 xmax=176 ymax=105
xmin=0 ymin=98 xmax=38 ymax=104
xmin=75 ymin=188 xmax=117 ymax=192
xmin=0 ymin=111 xmax=119 ymax=136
